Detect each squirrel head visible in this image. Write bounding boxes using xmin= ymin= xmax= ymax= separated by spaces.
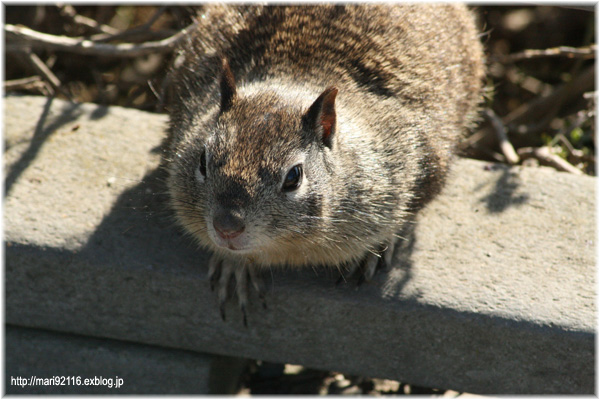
xmin=170 ymin=57 xmax=342 ymax=264
xmin=219 ymin=57 xmax=338 ymax=148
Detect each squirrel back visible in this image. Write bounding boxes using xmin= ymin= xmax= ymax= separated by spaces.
xmin=166 ymin=5 xmax=484 ymax=268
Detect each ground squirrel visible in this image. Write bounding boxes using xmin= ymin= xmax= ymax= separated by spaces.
xmin=165 ymin=5 xmax=485 ymax=323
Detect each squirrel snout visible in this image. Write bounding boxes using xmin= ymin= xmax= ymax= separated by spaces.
xmin=213 ymin=209 xmax=246 ymax=239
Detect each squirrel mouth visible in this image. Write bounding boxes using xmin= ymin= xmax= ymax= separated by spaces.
xmin=209 ymin=225 xmax=253 ymax=253
xmin=213 ymin=236 xmax=251 ymax=253
xmin=223 ymin=244 xmax=254 ymax=255
xmin=226 ymin=242 xmax=242 ymax=251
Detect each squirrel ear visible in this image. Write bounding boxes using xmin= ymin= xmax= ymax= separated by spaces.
xmin=303 ymin=86 xmax=338 ymax=148
xmin=220 ymin=57 xmax=236 ymax=112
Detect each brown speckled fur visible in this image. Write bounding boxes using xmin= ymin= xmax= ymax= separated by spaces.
xmin=165 ymin=4 xmax=485 ymax=271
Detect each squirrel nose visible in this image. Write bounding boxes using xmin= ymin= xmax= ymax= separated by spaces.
xmin=213 ymin=209 xmax=246 ymax=239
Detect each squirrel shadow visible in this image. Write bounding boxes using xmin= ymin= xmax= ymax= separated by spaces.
xmin=78 ymin=147 xmax=209 ymax=278
xmin=76 ymin=140 xmax=416 ymax=312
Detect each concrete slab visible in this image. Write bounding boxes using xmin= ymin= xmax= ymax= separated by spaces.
xmin=4 ymin=95 xmax=595 ymax=394
xmin=5 ymin=325 xmax=214 ymax=394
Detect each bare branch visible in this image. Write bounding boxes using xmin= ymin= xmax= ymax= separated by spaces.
xmin=5 ymin=21 xmax=197 ymax=57
xmin=91 ymin=29 xmax=176 ymax=44
xmin=583 ymin=91 xmax=596 ymax=100
xmin=484 ymin=108 xmax=520 ymax=164
xmin=496 ymin=45 xmax=596 ymax=63
xmin=90 ymin=7 xmax=173 ymax=43
xmin=504 ymin=65 xmax=595 ymax=137
xmin=518 ymin=146 xmax=583 ymax=175
xmin=22 ymin=51 xmax=62 ymax=96
xmin=4 ymin=76 xmax=50 ymax=95
xmin=144 ymin=6 xmax=169 ymax=27
xmin=57 ymin=4 xmax=120 ymax=35
xmin=4 ymin=76 xmax=42 ymax=89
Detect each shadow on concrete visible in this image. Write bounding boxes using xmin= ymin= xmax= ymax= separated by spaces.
xmin=90 ymin=105 xmax=109 ymax=120
xmin=480 ymin=165 xmax=529 ymax=213
xmin=4 ymin=96 xmax=111 ymax=198
xmin=6 ymin=96 xmax=56 ymax=197
xmin=375 ymin=220 xmax=416 ymax=299
xmin=5 ymin=237 xmax=594 ymax=394
xmin=68 ymin=123 xmax=418 ymax=303
xmin=3 ymin=98 xmax=593 ymax=395
xmin=4 ymin=151 xmax=593 ymax=394
xmin=79 ymin=162 xmax=207 ymax=277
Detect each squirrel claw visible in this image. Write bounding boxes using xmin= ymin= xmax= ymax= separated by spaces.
xmin=208 ymin=256 xmax=222 ymax=292
xmin=208 ymin=254 xmax=265 ymax=326
xmin=257 ymin=292 xmax=268 ymax=310
xmin=249 ymin=265 xmax=268 ymax=309
xmin=220 ymin=303 xmax=227 ymax=321
xmin=241 ymin=305 xmax=248 ymax=327
xmin=335 ymin=270 xmax=348 ymax=285
xmin=362 ymin=252 xmax=380 ymax=282
xmin=382 ymin=238 xmax=397 ymax=270
xmin=336 ymin=239 xmax=396 ymax=286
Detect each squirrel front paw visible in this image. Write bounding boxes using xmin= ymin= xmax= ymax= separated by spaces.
xmin=337 ymin=239 xmax=397 ymax=285
xmin=207 ymin=254 xmax=266 ymax=327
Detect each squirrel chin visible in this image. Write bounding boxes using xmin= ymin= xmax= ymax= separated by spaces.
xmin=211 ymin=235 xmax=255 ymax=255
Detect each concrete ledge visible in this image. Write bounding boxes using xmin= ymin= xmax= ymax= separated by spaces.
xmin=4 ymin=325 xmax=217 ymax=394
xmin=4 ymin=95 xmax=595 ymax=394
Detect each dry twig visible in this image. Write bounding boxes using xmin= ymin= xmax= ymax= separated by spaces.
xmin=5 ymin=21 xmax=197 ymax=57
xmin=5 ymin=76 xmax=42 ymax=90
xmin=550 ymin=108 xmax=595 ymax=161
xmin=4 ymin=76 xmax=50 ymax=95
xmin=504 ymin=67 xmax=552 ymax=96
xmin=583 ymin=91 xmax=596 ymax=100
xmin=17 ymin=50 xmax=65 ymax=97
xmin=518 ymin=146 xmax=583 ymax=175
xmin=484 ymin=108 xmax=520 ymax=164
xmin=57 ymin=4 xmax=120 ymax=35
xmin=504 ymin=65 xmax=595 ymax=138
xmin=495 ymin=44 xmax=596 ymax=63
xmin=553 ymin=134 xmax=588 ymax=161
xmin=90 ymin=7 xmax=174 ymax=43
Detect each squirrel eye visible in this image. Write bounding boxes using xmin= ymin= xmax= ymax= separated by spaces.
xmin=282 ymin=164 xmax=303 ymax=192
xmin=198 ymin=150 xmax=207 ymax=178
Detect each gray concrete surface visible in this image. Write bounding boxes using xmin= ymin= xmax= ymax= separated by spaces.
xmin=4 ymin=95 xmax=596 ymax=394
xmin=5 ymin=325 xmax=215 ymax=394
